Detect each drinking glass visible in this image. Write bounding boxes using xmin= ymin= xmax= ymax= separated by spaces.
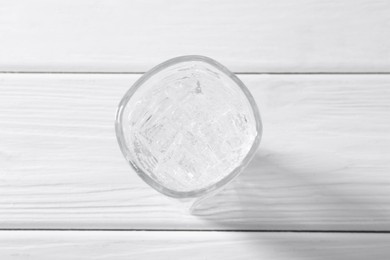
xmin=115 ymin=55 xmax=262 ymax=212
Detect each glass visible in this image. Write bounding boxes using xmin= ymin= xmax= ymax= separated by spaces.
xmin=115 ymin=55 xmax=262 ymax=212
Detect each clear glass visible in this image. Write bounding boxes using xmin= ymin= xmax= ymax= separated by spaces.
xmin=115 ymin=55 xmax=262 ymax=212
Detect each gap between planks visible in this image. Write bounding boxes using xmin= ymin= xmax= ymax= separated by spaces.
xmin=1 ymin=71 xmax=390 ymax=75
xmin=0 ymin=228 xmax=390 ymax=233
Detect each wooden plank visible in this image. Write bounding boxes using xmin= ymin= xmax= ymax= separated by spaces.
xmin=1 ymin=231 xmax=390 ymax=259
xmin=0 ymin=0 xmax=390 ymax=73
xmin=0 ymin=74 xmax=389 ymax=230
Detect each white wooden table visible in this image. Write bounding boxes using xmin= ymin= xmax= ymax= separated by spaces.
xmin=1 ymin=1 xmax=390 ymax=259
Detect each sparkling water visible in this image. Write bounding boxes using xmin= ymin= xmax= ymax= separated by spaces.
xmin=121 ymin=60 xmax=258 ymax=193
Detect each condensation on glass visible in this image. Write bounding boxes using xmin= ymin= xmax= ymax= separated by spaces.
xmin=116 ymin=56 xmax=262 ymax=209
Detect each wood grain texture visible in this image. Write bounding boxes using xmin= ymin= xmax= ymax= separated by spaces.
xmin=1 ymin=0 xmax=390 ymax=73
xmin=1 ymin=231 xmax=390 ymax=259
xmin=0 ymin=74 xmax=389 ymax=230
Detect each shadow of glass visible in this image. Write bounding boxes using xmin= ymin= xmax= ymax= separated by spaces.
xmin=192 ymin=149 xmax=389 ymax=231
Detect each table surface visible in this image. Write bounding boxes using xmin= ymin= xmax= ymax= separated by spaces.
xmin=1 ymin=1 xmax=390 ymax=259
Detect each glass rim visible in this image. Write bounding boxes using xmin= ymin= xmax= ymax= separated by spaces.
xmin=115 ymin=55 xmax=263 ymax=198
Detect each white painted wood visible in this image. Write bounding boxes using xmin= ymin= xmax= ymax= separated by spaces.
xmin=1 ymin=231 xmax=389 ymax=260
xmin=0 ymin=74 xmax=389 ymax=230
xmin=0 ymin=0 xmax=390 ymax=73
